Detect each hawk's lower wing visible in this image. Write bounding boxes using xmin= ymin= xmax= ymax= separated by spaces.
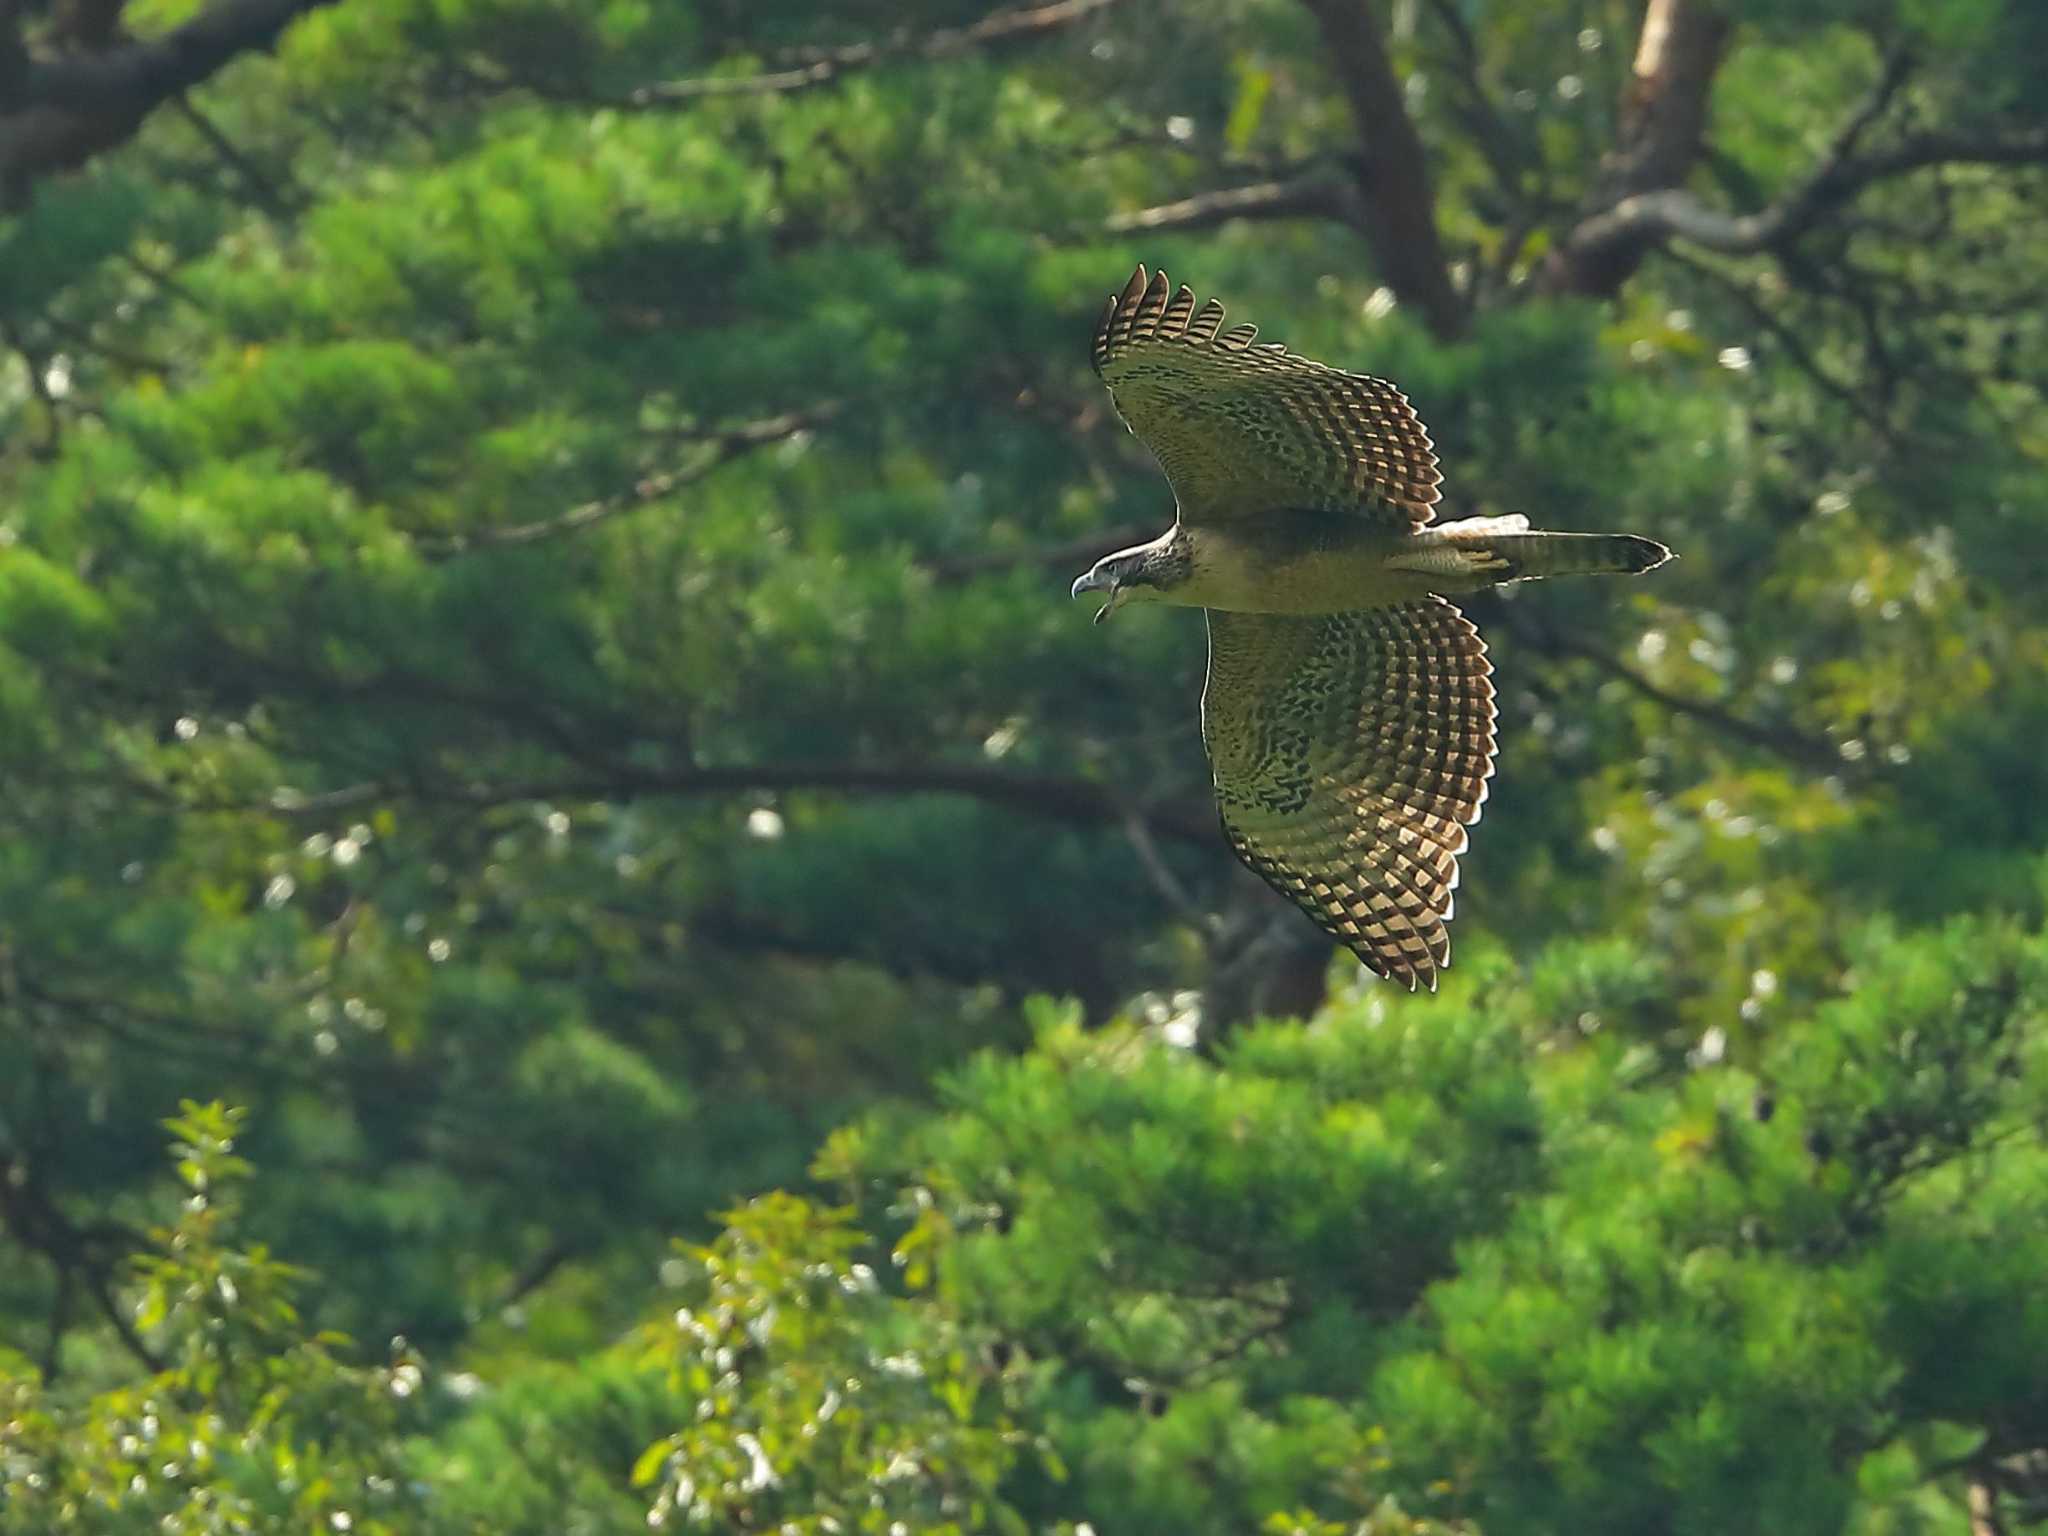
xmin=1202 ymin=601 xmax=1497 ymax=992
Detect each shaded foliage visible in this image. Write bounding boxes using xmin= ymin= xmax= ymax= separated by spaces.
xmin=1 ymin=0 xmax=2045 ymax=1530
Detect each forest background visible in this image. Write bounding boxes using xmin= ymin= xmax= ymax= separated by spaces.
xmin=2 ymin=0 xmax=2047 ymax=1531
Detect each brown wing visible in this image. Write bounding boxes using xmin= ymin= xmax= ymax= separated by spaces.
xmin=1201 ymin=600 xmax=1496 ymax=991
xmin=1093 ymin=264 xmax=1442 ymax=530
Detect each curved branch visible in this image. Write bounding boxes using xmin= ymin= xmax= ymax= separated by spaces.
xmin=418 ymin=406 xmax=835 ymax=558
xmin=1568 ymin=124 xmax=2048 ymax=264
xmin=2 ymin=0 xmax=339 ymax=203
xmin=603 ymin=0 xmax=1123 ymax=108
xmin=1498 ymin=604 xmax=1872 ymax=780
xmin=1543 ymin=43 xmax=2048 ymax=290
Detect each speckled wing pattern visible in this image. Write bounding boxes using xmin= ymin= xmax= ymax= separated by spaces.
xmin=1092 ymin=264 xmax=1442 ymax=529
xmin=1202 ymin=601 xmax=1497 ymax=991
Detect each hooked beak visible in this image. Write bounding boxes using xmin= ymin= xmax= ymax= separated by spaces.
xmin=1072 ymin=567 xmax=1125 ymax=624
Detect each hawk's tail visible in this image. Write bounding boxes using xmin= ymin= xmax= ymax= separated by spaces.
xmin=1425 ymin=517 xmax=1672 ymax=583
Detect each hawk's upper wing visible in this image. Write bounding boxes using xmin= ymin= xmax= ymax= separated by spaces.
xmin=1093 ymin=265 xmax=1442 ymax=530
xmin=1202 ymin=600 xmax=1496 ymax=991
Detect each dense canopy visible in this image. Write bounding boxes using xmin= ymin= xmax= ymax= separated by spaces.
xmin=2 ymin=0 xmax=2047 ymax=1531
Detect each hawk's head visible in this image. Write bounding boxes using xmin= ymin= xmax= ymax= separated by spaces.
xmin=1071 ymin=534 xmax=1190 ymax=623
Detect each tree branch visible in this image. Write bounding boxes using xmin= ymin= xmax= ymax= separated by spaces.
xmin=1421 ymin=0 xmax=1538 ymax=219
xmin=923 ymin=521 xmax=1153 ymax=580
xmin=1297 ymin=0 xmax=1465 ymax=339
xmin=170 ymin=92 xmax=298 ymax=217
xmin=0 ymin=4 xmax=32 ymax=100
xmin=1498 ymin=604 xmax=1870 ymax=780
xmin=1542 ymin=0 xmax=1735 ymax=295
xmin=40 ymin=1261 xmax=74 ymax=1383
xmin=1542 ymin=40 xmax=2046 ymax=294
xmin=417 ymin=406 xmax=836 ymax=558
xmin=1657 ymin=243 xmax=1898 ymax=441
xmin=1610 ymin=0 xmax=1736 ymax=197
xmin=1105 ymin=172 xmax=1353 ymax=236
xmin=84 ymin=1263 xmax=164 ymax=1374
xmin=1568 ymin=120 xmax=2048 ymax=264
xmin=602 ymin=0 xmax=1123 ymax=108
xmin=1969 ymin=1477 xmax=2005 ymax=1536
xmin=256 ymin=759 xmax=1222 ymax=847
xmin=0 ymin=312 xmax=63 ymax=456
xmin=1 ymin=0 xmax=339 ymax=203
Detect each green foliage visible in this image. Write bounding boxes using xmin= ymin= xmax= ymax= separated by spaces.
xmin=0 ymin=1105 xmax=422 ymax=1535
xmin=802 ymin=914 xmax=2048 ymax=1534
xmin=628 ymin=1194 xmax=1046 ymax=1535
xmin=2 ymin=0 xmax=2047 ymax=1530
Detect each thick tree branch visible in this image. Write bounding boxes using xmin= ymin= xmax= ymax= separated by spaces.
xmin=0 ymin=5 xmax=31 ymax=99
xmin=1564 ymin=121 xmax=2048 ymax=264
xmin=604 ymin=0 xmax=1123 ymax=108
xmin=418 ymin=407 xmax=836 ymax=558
xmin=1542 ymin=34 xmax=2041 ymax=296
xmin=1968 ymin=1478 xmax=2004 ymax=1536
xmin=1 ymin=0 xmax=339 ymax=204
xmin=1297 ymin=0 xmax=1465 ymax=339
xmin=1610 ymin=0 xmax=1735 ymax=198
xmin=1542 ymin=0 xmax=1734 ymax=295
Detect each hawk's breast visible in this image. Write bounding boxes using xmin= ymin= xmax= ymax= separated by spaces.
xmin=1178 ymin=518 xmax=1422 ymax=615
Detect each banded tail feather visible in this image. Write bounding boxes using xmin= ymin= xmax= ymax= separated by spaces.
xmin=1464 ymin=530 xmax=1671 ymax=580
xmin=1426 ymin=514 xmax=1671 ymax=582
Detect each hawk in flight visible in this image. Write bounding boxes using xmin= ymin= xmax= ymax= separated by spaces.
xmin=1075 ymin=266 xmax=1671 ymax=991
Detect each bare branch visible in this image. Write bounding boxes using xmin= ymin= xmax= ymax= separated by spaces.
xmin=493 ymin=1238 xmax=574 ymax=1314
xmin=0 ymin=4 xmax=31 ymax=99
xmin=924 ymin=522 xmax=1154 ymax=581
xmin=1105 ymin=172 xmax=1353 ymax=236
xmin=54 ymin=0 xmax=128 ymax=51
xmin=608 ymin=0 xmax=1123 ymax=108
xmin=83 ymin=1264 xmax=164 ymax=1374
xmin=31 ymin=305 xmax=176 ymax=375
xmin=1 ymin=0 xmax=339 ymax=202
xmin=1969 ymin=1478 xmax=2005 ymax=1536
xmin=170 ymin=92 xmax=299 ymax=217
xmin=257 ymin=759 xmax=1222 ymax=848
xmin=1610 ymin=0 xmax=1736 ymax=196
xmin=40 ymin=1262 xmax=73 ymax=1383
xmin=418 ymin=406 xmax=836 ymax=558
xmin=1545 ymin=45 xmax=2048 ymax=285
xmin=1562 ymin=125 xmax=2048 ymax=262
xmin=1297 ymin=0 xmax=1465 ymax=339
xmin=1499 ymin=604 xmax=1870 ymax=780
xmin=1122 ymin=809 xmax=1219 ymax=934
xmin=1421 ymin=0 xmax=1538 ymax=219
xmin=1540 ymin=0 xmax=1734 ymax=295
xmin=1658 ymin=244 xmax=1898 ymax=441
xmin=0 ymin=313 xmax=64 ymax=457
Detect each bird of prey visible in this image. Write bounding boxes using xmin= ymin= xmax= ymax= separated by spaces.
xmin=1074 ymin=265 xmax=1671 ymax=991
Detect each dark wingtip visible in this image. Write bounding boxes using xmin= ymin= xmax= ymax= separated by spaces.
xmin=1630 ymin=536 xmax=1676 ymax=573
